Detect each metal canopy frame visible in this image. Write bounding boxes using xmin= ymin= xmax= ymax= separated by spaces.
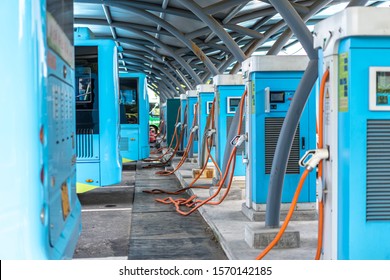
xmin=75 ymin=0 xmax=386 ymax=95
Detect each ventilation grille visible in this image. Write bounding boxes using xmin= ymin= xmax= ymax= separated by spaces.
xmin=76 ymin=128 xmax=94 ymax=159
xmin=366 ymin=119 xmax=390 ymax=221
xmin=226 ymin=116 xmax=245 ymax=154
xmin=120 ymin=137 xmax=129 ymax=151
xmin=265 ymin=118 xmax=300 ymax=174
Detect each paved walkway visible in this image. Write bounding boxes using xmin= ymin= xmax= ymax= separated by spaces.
xmin=74 ymin=161 xmax=227 ymax=260
xmin=171 ymin=158 xmax=318 ymax=260
xmin=128 ymin=161 xmax=227 ymax=260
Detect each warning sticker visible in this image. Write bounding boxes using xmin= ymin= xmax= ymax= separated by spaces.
xmin=251 ymin=80 xmax=255 ymax=114
xmin=338 ymin=53 xmax=349 ymax=112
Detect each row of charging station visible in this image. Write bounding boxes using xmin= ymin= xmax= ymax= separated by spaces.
xmin=159 ymin=7 xmax=390 ymax=260
xmin=165 ymin=65 xmax=314 ymax=203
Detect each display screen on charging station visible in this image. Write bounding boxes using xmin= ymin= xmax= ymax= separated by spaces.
xmin=270 ymin=91 xmax=285 ymax=103
xmin=369 ymin=67 xmax=390 ymax=111
xmin=376 ymin=71 xmax=390 ymax=105
xmin=227 ymin=97 xmax=241 ymax=113
xmin=206 ymin=101 xmax=213 ymax=115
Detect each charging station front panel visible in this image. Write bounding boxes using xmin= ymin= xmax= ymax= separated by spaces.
xmin=187 ymin=95 xmax=198 ymax=154
xmin=250 ymin=72 xmax=316 ymax=204
xmin=336 ymin=37 xmax=390 ymax=260
xmin=215 ymin=85 xmax=246 ymax=176
xmin=180 ymin=96 xmax=187 ymax=150
xmin=198 ymin=91 xmax=215 ymax=166
xmin=166 ymin=98 xmax=180 ymax=149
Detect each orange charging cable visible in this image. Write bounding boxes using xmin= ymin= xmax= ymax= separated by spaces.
xmin=156 ymin=103 xmax=199 ymax=176
xmin=144 ymin=99 xmax=221 ymax=194
xmin=155 ymin=90 xmax=247 ymax=216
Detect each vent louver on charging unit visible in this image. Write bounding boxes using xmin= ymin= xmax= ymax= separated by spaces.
xmin=265 ymin=118 xmax=300 ymax=174
xmin=366 ymin=119 xmax=390 ymax=221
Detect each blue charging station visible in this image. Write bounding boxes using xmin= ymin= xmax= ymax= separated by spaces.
xmin=314 ymin=7 xmax=390 ymax=260
xmin=197 ymin=84 xmax=215 ymax=167
xmin=180 ymin=94 xmax=188 ymax=150
xmin=119 ymin=72 xmax=150 ymax=162
xmin=242 ymin=56 xmax=316 ymax=214
xmin=213 ymin=75 xmax=246 ymax=177
xmin=186 ymin=90 xmax=199 ymax=157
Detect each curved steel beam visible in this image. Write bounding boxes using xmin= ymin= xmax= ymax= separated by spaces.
xmin=269 ymin=0 xmax=317 ymax=59
xmin=75 ymin=18 xmax=201 ymax=86
xmin=229 ymin=19 xmax=286 ymax=73
xmin=229 ymin=7 xmax=277 ymax=25
xmin=117 ymin=38 xmax=164 ymax=61
xmin=156 ymin=82 xmax=176 ymax=99
xmin=121 ymin=49 xmax=189 ymax=89
xmin=102 ymin=1 xmax=220 ymax=76
xmin=347 ymin=0 xmax=369 ymax=7
xmin=110 ymin=36 xmax=155 ymax=48
xmin=143 ymin=73 xmax=169 ymax=96
xmin=224 ymin=23 xmax=264 ymax=39
xmin=184 ymin=26 xmax=211 ymax=40
xmin=114 ymin=21 xmax=201 ymax=86
xmin=204 ymin=2 xmax=249 ymax=43
xmin=122 ymin=55 xmax=185 ymax=94
xmin=124 ymin=64 xmax=177 ymax=97
xmin=180 ymin=0 xmax=247 ymax=63
xmin=75 ymin=0 xmax=200 ymax=21
xmin=115 ymin=37 xmax=194 ymax=89
xmin=150 ymin=76 xmax=176 ymax=98
xmin=176 ymin=40 xmax=231 ymax=55
xmin=165 ymin=61 xmax=194 ymax=90
xmin=205 ymin=0 xmax=250 ymax=15
xmin=121 ymin=66 xmax=172 ymax=99
xmin=267 ymin=0 xmax=332 ymax=55
xmin=149 ymin=81 xmax=173 ymax=100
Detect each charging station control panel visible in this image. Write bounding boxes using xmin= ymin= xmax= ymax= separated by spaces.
xmin=265 ymin=87 xmax=294 ymax=112
xmin=370 ymin=67 xmax=390 ymax=110
xmin=206 ymin=101 xmax=213 ymax=115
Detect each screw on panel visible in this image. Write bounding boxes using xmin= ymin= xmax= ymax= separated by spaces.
xmin=63 ymin=65 xmax=67 ymax=79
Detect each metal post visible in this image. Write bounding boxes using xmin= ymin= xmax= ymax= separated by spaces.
xmin=266 ymin=0 xmax=319 ymax=227
xmin=268 ymin=0 xmax=317 ymax=59
xmin=347 ymin=0 xmax=369 ymax=7
xmin=267 ymin=0 xmax=332 ymax=55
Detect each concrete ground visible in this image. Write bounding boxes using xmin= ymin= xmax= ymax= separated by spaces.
xmin=73 ymin=164 xmax=135 ymax=259
xmin=171 ymin=158 xmax=319 ymax=260
xmin=73 ymin=161 xmax=227 ymax=260
xmin=73 ymin=147 xmax=319 ymax=260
